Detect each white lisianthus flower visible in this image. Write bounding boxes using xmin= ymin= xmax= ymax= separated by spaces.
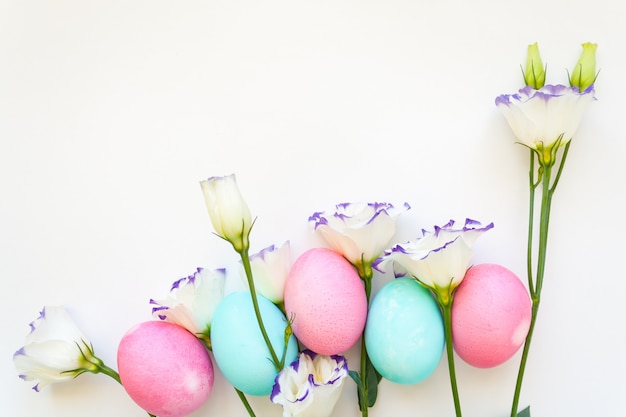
xmin=309 ymin=202 xmax=410 ymax=267
xmin=376 ymin=219 xmax=493 ymax=305
xmin=14 ymin=306 xmax=101 ymax=391
xmin=271 ymin=350 xmax=348 ymax=417
xmin=200 ymin=174 xmax=253 ymax=252
xmin=496 ymin=84 xmax=595 ymax=165
xmin=151 ymin=267 xmax=226 ymax=343
xmin=241 ymin=242 xmax=291 ymax=304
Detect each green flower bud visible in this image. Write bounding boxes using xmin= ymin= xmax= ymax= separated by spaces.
xmin=523 ymin=42 xmax=546 ymax=89
xmin=570 ymin=42 xmax=598 ymax=91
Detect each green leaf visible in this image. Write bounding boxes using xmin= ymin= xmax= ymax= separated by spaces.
xmin=365 ymin=357 xmax=382 ymax=407
xmin=349 ymin=359 xmax=383 ymax=412
xmin=348 ymin=370 xmax=367 ymax=412
xmin=348 ymin=370 xmax=363 ymax=390
xmin=517 ymin=405 xmax=531 ymax=417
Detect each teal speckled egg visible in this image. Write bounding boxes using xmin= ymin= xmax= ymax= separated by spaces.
xmin=210 ymin=291 xmax=298 ymax=396
xmin=365 ymin=278 xmax=444 ymax=384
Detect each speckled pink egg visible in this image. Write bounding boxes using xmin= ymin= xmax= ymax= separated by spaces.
xmin=117 ymin=321 xmax=214 ymax=417
xmin=284 ymin=248 xmax=367 ymax=355
xmin=452 ymin=263 xmax=531 ymax=368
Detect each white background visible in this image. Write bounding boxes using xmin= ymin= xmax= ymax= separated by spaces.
xmin=2 ymin=1 xmax=625 ymax=417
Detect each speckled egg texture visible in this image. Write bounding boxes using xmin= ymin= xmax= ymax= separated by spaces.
xmin=452 ymin=263 xmax=531 ymax=368
xmin=117 ymin=321 xmax=214 ymax=417
xmin=284 ymin=247 xmax=367 ymax=355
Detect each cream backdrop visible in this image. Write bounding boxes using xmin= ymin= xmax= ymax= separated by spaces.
xmin=1 ymin=1 xmax=624 ymax=416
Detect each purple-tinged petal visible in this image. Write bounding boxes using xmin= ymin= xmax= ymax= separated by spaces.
xmin=310 ymin=202 xmax=409 ymax=265
xmin=242 ymin=241 xmax=291 ymax=303
xmin=151 ymin=268 xmax=226 ymax=336
xmin=377 ymin=219 xmax=493 ymax=291
xmin=14 ymin=306 xmax=94 ymax=391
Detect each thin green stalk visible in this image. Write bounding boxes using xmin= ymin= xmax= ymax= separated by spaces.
xmin=357 ymin=262 xmax=373 ymax=417
xmin=359 ymin=336 xmax=369 ymax=417
xmin=238 ymin=247 xmax=281 ymax=371
xmin=510 ymin=299 xmax=540 ymax=417
xmin=534 ymin=164 xmax=553 ymax=297
xmin=511 ymin=144 xmax=569 ymax=417
xmin=526 ymin=150 xmax=538 ymax=295
xmin=441 ymin=300 xmax=463 ymax=417
xmin=96 ymin=362 xmax=122 ymax=384
xmin=235 ymin=388 xmax=257 ymax=417
xmin=550 ymin=142 xmax=571 ymax=193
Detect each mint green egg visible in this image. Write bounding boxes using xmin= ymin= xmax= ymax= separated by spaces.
xmin=210 ymin=291 xmax=298 ymax=396
xmin=365 ymin=278 xmax=444 ymax=384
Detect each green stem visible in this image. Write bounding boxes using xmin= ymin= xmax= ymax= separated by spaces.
xmin=359 ymin=336 xmax=369 ymax=417
xmin=535 ymin=164 xmax=553 ymax=297
xmin=526 ymin=150 xmax=538 ymax=295
xmin=441 ymin=299 xmax=462 ymax=417
xmin=235 ymin=388 xmax=257 ymax=417
xmin=96 ymin=363 xmax=122 ymax=384
xmin=358 ymin=264 xmax=373 ymax=417
xmin=238 ymin=247 xmax=281 ymax=371
xmin=510 ymin=299 xmax=539 ymax=417
xmin=511 ymin=148 xmax=565 ymax=417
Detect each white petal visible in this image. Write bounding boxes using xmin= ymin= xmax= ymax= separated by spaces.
xmin=244 ymin=242 xmax=291 ymax=303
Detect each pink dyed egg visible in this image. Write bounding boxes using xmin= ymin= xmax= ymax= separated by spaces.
xmin=117 ymin=321 xmax=214 ymax=417
xmin=452 ymin=263 xmax=531 ymax=368
xmin=284 ymin=248 xmax=367 ymax=355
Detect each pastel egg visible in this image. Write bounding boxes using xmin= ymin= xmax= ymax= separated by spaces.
xmin=210 ymin=291 xmax=298 ymax=396
xmin=365 ymin=277 xmax=444 ymax=384
xmin=117 ymin=321 xmax=214 ymax=417
xmin=284 ymin=247 xmax=367 ymax=355
xmin=452 ymin=263 xmax=531 ymax=368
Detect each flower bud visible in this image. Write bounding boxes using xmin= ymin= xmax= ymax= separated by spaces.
xmin=200 ymin=174 xmax=253 ymax=252
xmin=570 ymin=42 xmax=597 ymax=92
xmin=523 ymin=42 xmax=546 ymax=89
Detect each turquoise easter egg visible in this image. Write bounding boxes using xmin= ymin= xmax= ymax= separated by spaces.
xmin=210 ymin=291 xmax=298 ymax=396
xmin=365 ymin=278 xmax=444 ymax=384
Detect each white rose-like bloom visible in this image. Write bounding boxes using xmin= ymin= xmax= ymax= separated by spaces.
xmin=309 ymin=202 xmax=410 ymax=266
xmin=200 ymin=174 xmax=253 ymax=252
xmin=271 ymin=350 xmax=348 ymax=417
xmin=496 ymin=84 xmax=595 ymax=158
xmin=14 ymin=306 xmax=97 ymax=391
xmin=151 ymin=267 xmax=226 ymax=339
xmin=241 ymin=242 xmax=291 ymax=304
xmin=376 ymin=219 xmax=493 ymax=298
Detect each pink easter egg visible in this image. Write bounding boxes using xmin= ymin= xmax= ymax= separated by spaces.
xmin=284 ymin=247 xmax=367 ymax=355
xmin=117 ymin=321 xmax=214 ymax=417
xmin=452 ymin=263 xmax=531 ymax=368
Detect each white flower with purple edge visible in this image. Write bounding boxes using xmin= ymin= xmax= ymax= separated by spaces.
xmin=151 ymin=267 xmax=226 ymax=341
xmin=14 ymin=306 xmax=99 ymax=391
xmin=375 ymin=219 xmax=493 ymax=298
xmin=309 ymin=202 xmax=410 ymax=266
xmin=496 ymin=84 xmax=595 ymax=164
xmin=200 ymin=174 xmax=253 ymax=252
xmin=271 ymin=349 xmax=349 ymax=417
xmin=241 ymin=241 xmax=291 ymax=304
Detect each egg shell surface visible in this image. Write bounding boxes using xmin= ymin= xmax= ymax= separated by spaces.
xmin=210 ymin=291 xmax=298 ymax=396
xmin=365 ymin=277 xmax=444 ymax=384
xmin=117 ymin=321 xmax=214 ymax=417
xmin=452 ymin=263 xmax=531 ymax=368
xmin=284 ymin=247 xmax=367 ymax=355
